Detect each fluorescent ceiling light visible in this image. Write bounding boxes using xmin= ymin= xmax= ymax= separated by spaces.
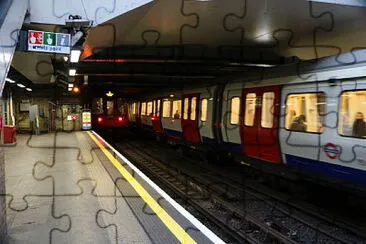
xmin=5 ymin=78 xmax=15 ymax=83
xmin=70 ymin=50 xmax=81 ymax=63
xmin=17 ymin=84 xmax=25 ymax=88
xmin=307 ymin=0 xmax=366 ymax=7
xmin=69 ymin=69 xmax=76 ymax=76
xmin=26 ymin=88 xmax=32 ymax=91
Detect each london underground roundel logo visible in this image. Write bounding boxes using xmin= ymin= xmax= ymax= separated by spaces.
xmin=323 ymin=143 xmax=340 ymax=159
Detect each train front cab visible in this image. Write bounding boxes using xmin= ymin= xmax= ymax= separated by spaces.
xmin=92 ymin=97 xmax=129 ymax=129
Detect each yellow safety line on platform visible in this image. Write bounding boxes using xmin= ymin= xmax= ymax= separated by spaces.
xmin=87 ymin=131 xmax=196 ymax=244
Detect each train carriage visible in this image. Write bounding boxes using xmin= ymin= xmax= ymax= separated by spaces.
xmin=128 ymin=55 xmax=366 ymax=190
xmin=91 ymin=97 xmax=129 ymax=130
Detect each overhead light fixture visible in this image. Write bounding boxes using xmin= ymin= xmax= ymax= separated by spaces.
xmin=26 ymin=88 xmax=32 ymax=91
xmin=106 ymin=91 xmax=114 ymax=97
xmin=169 ymin=94 xmax=174 ymax=98
xmin=5 ymin=78 xmax=15 ymax=83
xmin=229 ymin=62 xmax=277 ymax=67
xmin=70 ymin=50 xmax=81 ymax=63
xmin=307 ymin=0 xmax=366 ymax=7
xmin=69 ymin=69 xmax=76 ymax=76
xmin=17 ymin=84 xmax=25 ymax=88
xmin=72 ymin=86 xmax=80 ymax=93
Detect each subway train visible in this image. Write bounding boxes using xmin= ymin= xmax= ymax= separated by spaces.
xmin=91 ymin=97 xmax=129 ymax=130
xmin=127 ymin=54 xmax=366 ymax=191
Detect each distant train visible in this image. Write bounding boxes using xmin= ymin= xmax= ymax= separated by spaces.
xmin=91 ymin=97 xmax=129 ymax=130
xmin=127 ymin=55 xmax=366 ymax=191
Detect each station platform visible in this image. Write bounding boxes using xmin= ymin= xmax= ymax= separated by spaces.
xmin=2 ymin=131 xmax=222 ymax=244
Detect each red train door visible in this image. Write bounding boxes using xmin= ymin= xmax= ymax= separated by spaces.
xmin=152 ymin=99 xmax=163 ymax=133
xmin=181 ymin=95 xmax=201 ymax=143
xmin=240 ymin=86 xmax=281 ymax=163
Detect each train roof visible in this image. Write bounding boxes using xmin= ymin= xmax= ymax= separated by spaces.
xmin=229 ymin=50 xmax=366 ymax=85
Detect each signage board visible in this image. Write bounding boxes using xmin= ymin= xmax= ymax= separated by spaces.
xmin=28 ymin=30 xmax=71 ymax=54
xmin=82 ymin=110 xmax=92 ymax=130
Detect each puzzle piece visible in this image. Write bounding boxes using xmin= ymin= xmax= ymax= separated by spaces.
xmin=51 ymin=180 xmax=120 ymax=243
xmin=5 ymin=134 xmax=54 ymax=210
xmin=109 ymin=0 xmax=198 ymax=45
xmin=223 ymin=0 xmax=332 ymax=60
xmin=5 ymin=196 xmax=70 ymax=244
xmin=33 ymin=132 xmax=118 ymax=196
xmin=308 ymin=2 xmax=366 ymax=61
xmin=96 ymin=176 xmax=172 ymax=244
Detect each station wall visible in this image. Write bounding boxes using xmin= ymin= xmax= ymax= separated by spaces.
xmin=12 ymin=97 xmax=83 ymax=133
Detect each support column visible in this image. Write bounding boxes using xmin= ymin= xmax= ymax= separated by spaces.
xmin=0 ymin=1 xmax=27 ymax=243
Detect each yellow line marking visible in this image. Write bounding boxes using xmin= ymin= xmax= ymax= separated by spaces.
xmin=87 ymin=131 xmax=196 ymax=244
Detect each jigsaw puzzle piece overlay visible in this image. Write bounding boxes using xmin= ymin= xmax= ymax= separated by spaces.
xmin=33 ymin=132 xmax=120 ymax=196
xmin=6 ymin=196 xmax=70 ymax=244
xmin=309 ymin=2 xmax=366 ymax=60
xmin=4 ymin=134 xmax=54 ymax=210
xmin=51 ymin=181 xmax=117 ymax=244
xmin=223 ymin=0 xmax=332 ymax=60
xmin=113 ymin=0 xmax=198 ymax=45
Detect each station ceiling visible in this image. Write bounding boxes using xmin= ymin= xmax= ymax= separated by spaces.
xmin=9 ymin=0 xmax=366 ymax=97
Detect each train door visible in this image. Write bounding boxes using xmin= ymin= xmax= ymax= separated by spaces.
xmin=105 ymin=99 xmax=114 ymax=117
xmin=181 ymin=95 xmax=201 ymax=143
xmin=136 ymin=101 xmax=141 ymax=127
xmin=241 ymin=85 xmax=281 ymax=163
xmin=152 ymin=99 xmax=163 ymax=133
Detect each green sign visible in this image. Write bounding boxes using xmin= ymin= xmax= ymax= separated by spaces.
xmin=43 ymin=32 xmax=56 ymax=46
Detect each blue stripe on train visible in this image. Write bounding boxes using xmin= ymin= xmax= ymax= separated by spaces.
xmin=285 ymin=154 xmax=366 ymax=186
xmin=202 ymin=136 xmax=216 ymax=145
xmin=223 ymin=142 xmax=242 ymax=152
xmin=164 ymin=128 xmax=183 ymax=138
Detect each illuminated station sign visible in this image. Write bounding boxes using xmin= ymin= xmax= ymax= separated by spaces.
xmin=27 ymin=30 xmax=71 ymax=54
xmin=82 ymin=110 xmax=92 ymax=130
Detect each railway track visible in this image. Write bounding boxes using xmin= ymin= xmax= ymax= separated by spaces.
xmin=113 ymin=139 xmax=365 ymax=244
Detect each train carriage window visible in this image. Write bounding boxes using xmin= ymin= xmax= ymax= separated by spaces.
xmin=163 ymin=100 xmax=171 ymax=118
xmin=141 ymin=102 xmax=146 ymax=116
xmin=183 ymin=98 xmax=189 ymax=120
xmin=152 ymin=100 xmax=156 ymax=116
xmin=131 ymin=103 xmax=136 ymax=115
xmin=157 ymin=100 xmax=161 ymax=117
xmin=92 ymin=98 xmax=103 ymax=114
xmin=230 ymin=97 xmax=240 ymax=125
xmin=147 ymin=101 xmax=153 ymax=116
xmin=190 ymin=97 xmax=197 ymax=120
xmin=106 ymin=101 xmax=114 ymax=115
xmin=339 ymin=90 xmax=366 ymax=138
xmin=285 ymin=93 xmax=325 ymax=133
xmin=201 ymin=99 xmax=208 ymax=122
xmin=261 ymin=92 xmax=275 ymax=128
xmin=244 ymin=94 xmax=256 ymax=126
xmin=172 ymin=100 xmax=181 ymax=119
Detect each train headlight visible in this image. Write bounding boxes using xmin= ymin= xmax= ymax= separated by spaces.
xmin=118 ymin=116 xmax=123 ymax=122
xmin=97 ymin=117 xmax=103 ymax=123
